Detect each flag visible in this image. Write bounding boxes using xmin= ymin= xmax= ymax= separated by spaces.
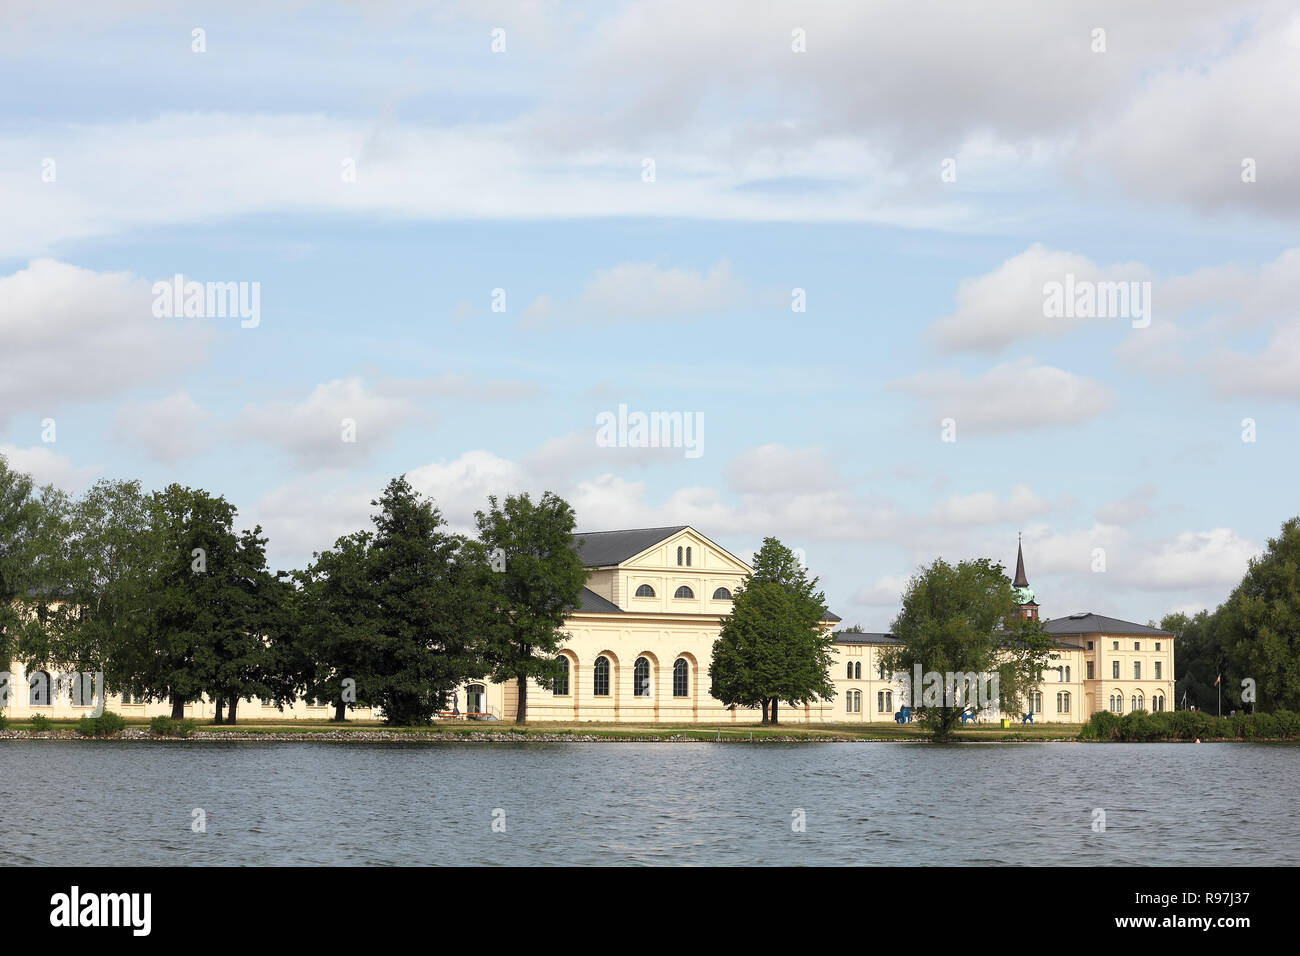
xmin=1214 ymin=674 xmax=1221 ymax=687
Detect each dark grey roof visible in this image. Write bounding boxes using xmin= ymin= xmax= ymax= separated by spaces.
xmin=823 ymin=611 xmax=842 ymax=622
xmin=572 ymin=587 xmax=624 ymax=614
xmin=1043 ymin=612 xmax=1173 ymax=637
xmin=571 ymin=526 xmax=689 ymax=567
xmin=834 ymin=631 xmax=900 ymax=646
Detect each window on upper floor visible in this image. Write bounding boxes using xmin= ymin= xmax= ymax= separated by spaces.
xmin=635 ymin=584 xmax=655 ymax=598
xmin=686 ymin=546 xmax=692 ymax=566
xmin=712 ymin=587 xmax=732 ymax=600
xmin=1154 ymin=661 xmax=1161 ymax=679
xmin=674 ymin=586 xmax=694 ymax=599
xmin=1112 ymin=641 xmax=1119 ymax=650
xmin=1155 ymin=642 xmax=1161 ymax=651
xmin=1087 ymin=661 xmax=1095 ymax=680
xmin=854 ymin=662 xmax=861 ymax=680
xmin=1112 ymin=660 xmax=1120 ymax=679
xmin=1134 ymin=661 xmax=1141 ymax=680
xmin=676 ymin=546 xmax=683 ymax=566
xmin=1134 ymin=641 xmax=1141 ymax=651
xmin=1087 ymin=641 xmax=1094 ymax=650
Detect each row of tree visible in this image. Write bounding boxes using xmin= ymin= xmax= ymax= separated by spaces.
xmin=1158 ymin=517 xmax=1300 ymax=714
xmin=1 ymin=453 xmax=589 ymax=725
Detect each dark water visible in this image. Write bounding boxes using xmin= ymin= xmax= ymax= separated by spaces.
xmin=3 ymin=741 xmax=1296 ymax=865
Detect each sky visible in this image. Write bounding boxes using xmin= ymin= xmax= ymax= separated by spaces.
xmin=2 ymin=0 xmax=1298 ymax=630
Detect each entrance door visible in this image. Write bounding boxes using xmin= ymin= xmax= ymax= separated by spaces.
xmin=466 ymin=683 xmax=486 ymax=717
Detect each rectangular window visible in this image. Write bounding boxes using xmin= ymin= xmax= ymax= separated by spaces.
xmin=1156 ymin=642 xmax=1161 ymax=651
xmin=1112 ymin=660 xmax=1120 ymax=679
xmin=1087 ymin=641 xmax=1094 ymax=650
xmin=1154 ymin=661 xmax=1162 ymax=679
xmin=1134 ymin=662 xmax=1141 ymax=680
xmin=1112 ymin=641 xmax=1119 ymax=650
xmin=1134 ymin=641 xmax=1141 ymax=651
xmin=1086 ymin=661 xmax=1095 ymax=680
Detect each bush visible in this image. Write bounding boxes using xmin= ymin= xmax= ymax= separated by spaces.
xmin=28 ymin=713 xmax=51 ymax=731
xmin=150 ymin=715 xmax=176 ymax=736
xmin=150 ymin=715 xmax=197 ymax=738
xmin=0 ymin=712 xmax=8 ymax=730
xmin=77 ymin=711 xmax=127 ymax=737
xmin=1120 ymin=710 xmax=1159 ymax=742
xmin=1275 ymin=710 xmax=1300 ymax=738
xmin=95 ymin=711 xmax=126 ymax=736
xmin=1080 ymin=710 xmax=1122 ymax=741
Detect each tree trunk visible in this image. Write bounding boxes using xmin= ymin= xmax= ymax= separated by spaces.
xmin=761 ymin=699 xmax=770 ymax=724
xmin=214 ymin=698 xmax=224 ymax=724
xmin=770 ymin=698 xmax=779 ymax=725
xmin=226 ymin=698 xmax=238 ymax=725
xmin=170 ymin=695 xmax=184 ymax=720
xmin=515 ymin=673 xmax=527 ymax=723
xmin=333 ymin=700 xmax=346 ymax=722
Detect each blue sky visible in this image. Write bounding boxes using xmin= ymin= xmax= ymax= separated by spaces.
xmin=2 ymin=0 xmax=1299 ymax=629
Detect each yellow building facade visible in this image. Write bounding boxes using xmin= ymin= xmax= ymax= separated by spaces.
xmin=2 ymin=526 xmax=1174 ymax=726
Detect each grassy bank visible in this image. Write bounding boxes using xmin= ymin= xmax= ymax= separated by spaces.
xmin=2 ymin=715 xmax=1087 ymax=742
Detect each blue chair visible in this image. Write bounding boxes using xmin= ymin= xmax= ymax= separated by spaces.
xmin=1021 ymin=710 xmax=1034 ymax=725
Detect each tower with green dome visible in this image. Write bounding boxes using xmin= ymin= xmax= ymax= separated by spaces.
xmin=1012 ymin=534 xmax=1039 ymax=622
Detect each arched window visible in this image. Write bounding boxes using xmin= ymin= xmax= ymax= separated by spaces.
xmin=1029 ymin=691 xmax=1042 ymax=713
xmin=553 ymin=657 xmax=570 ymax=696
xmin=854 ymin=662 xmax=862 ymax=680
xmin=877 ymin=662 xmax=885 ymax=679
xmin=674 ymin=586 xmax=693 ymax=599
xmin=1134 ymin=694 xmax=1143 ymax=712
xmin=685 ymin=547 xmax=692 ymax=566
xmin=712 ymin=587 xmax=732 ymax=600
xmin=634 ymin=657 xmax=651 ymax=697
xmin=854 ymin=690 xmax=862 ymax=713
xmin=29 ymin=670 xmax=51 ymax=706
xmin=635 ymin=584 xmax=655 ymax=598
xmin=676 ymin=546 xmax=683 ymax=566
xmin=846 ymin=692 xmax=854 ymax=713
xmin=1065 ymin=666 xmax=1071 ymax=683
xmin=1062 ymin=691 xmax=1070 ymax=711
xmin=673 ymin=659 xmax=688 ymax=697
xmin=1057 ymin=666 xmax=1064 ymax=683
xmin=594 ymin=656 xmax=610 ymax=697
xmin=846 ymin=662 xmax=854 ymax=680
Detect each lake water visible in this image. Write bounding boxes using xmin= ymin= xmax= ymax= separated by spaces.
xmin=3 ymin=741 xmax=1296 ymax=866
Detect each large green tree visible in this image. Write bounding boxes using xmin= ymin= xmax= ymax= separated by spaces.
xmin=1160 ymin=610 xmax=1224 ymax=712
xmin=710 ymin=537 xmax=836 ymax=724
xmin=474 ymin=492 xmax=588 ymax=723
xmin=363 ymin=476 xmax=485 ymax=725
xmin=880 ymin=557 xmax=1053 ymax=740
xmin=291 ymin=530 xmax=378 ymax=721
xmin=1218 ymin=516 xmax=1300 ymax=712
xmin=0 ymin=456 xmax=63 ymax=682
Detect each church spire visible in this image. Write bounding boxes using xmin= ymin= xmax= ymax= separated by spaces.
xmin=1013 ymin=532 xmax=1029 ymax=588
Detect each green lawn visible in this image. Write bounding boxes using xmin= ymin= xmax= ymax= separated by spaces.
xmin=4 ymin=716 xmax=1085 ymax=741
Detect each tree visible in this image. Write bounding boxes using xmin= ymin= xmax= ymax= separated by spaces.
xmin=710 ymin=537 xmax=836 ymax=724
xmin=363 ymin=476 xmax=484 ymax=725
xmin=1161 ymin=610 xmax=1223 ymax=711
xmin=291 ymin=531 xmax=379 ymax=721
xmin=475 ymin=492 xmax=588 ymax=723
xmin=880 ymin=557 xmax=1053 ymax=740
xmin=1218 ymin=517 xmax=1300 ymax=712
xmin=137 ymin=484 xmax=241 ymax=719
xmin=0 ymin=456 xmax=62 ymax=678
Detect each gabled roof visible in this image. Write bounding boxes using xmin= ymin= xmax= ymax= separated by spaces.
xmin=823 ymin=611 xmax=842 ymax=622
xmin=1043 ymin=612 xmax=1173 ymax=637
xmin=571 ymin=526 xmax=689 ymax=567
xmin=571 ymin=587 xmax=624 ymax=614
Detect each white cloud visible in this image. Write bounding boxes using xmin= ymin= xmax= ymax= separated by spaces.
xmin=893 ymin=359 xmax=1114 ymax=433
xmin=1136 ymin=528 xmax=1258 ymax=590
xmin=0 ymin=259 xmax=210 ymax=425
xmin=522 ymin=260 xmax=749 ymax=327
xmin=929 ymin=484 xmax=1048 ymax=525
xmin=234 ymin=377 xmax=417 ymax=467
xmin=0 ymin=444 xmax=100 ymax=491
xmin=111 ymin=391 xmax=213 ymax=463
xmin=928 ymin=244 xmax=1152 ymax=352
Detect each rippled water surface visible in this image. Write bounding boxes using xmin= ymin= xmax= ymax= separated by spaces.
xmin=3 ymin=741 xmax=1296 ymax=865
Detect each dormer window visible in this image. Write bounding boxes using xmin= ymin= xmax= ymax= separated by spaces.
xmin=635 ymin=584 xmax=655 ymax=598
xmin=674 ymin=586 xmax=694 ymax=599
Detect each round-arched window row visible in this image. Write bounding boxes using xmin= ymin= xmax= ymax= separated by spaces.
xmin=674 ymin=585 xmax=694 ymax=599
xmin=566 ymin=655 xmax=692 ymax=698
xmin=635 ymin=584 xmax=655 ymax=598
xmin=712 ymin=587 xmax=732 ymax=601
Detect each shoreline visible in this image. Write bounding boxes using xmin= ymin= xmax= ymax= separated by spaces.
xmin=2 ymin=728 xmax=1288 ymax=744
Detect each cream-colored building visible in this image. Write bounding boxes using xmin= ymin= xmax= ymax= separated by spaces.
xmin=2 ymin=527 xmax=1173 ymax=726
